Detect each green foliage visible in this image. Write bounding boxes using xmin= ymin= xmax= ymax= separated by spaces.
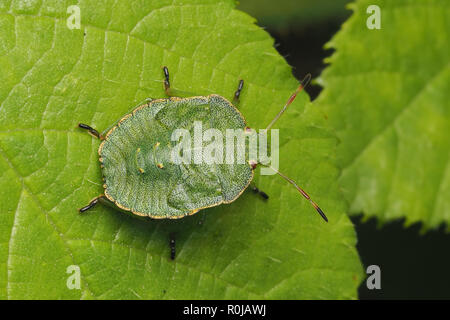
xmin=0 ymin=0 xmax=362 ymax=299
xmin=316 ymin=0 xmax=450 ymax=230
xmin=237 ymin=0 xmax=352 ymax=29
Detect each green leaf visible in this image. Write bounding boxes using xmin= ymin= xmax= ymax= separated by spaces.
xmin=0 ymin=0 xmax=362 ymax=299
xmin=316 ymin=0 xmax=450 ymax=230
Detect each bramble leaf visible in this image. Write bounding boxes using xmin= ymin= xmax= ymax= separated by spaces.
xmin=0 ymin=0 xmax=362 ymax=299
xmin=316 ymin=0 xmax=450 ymax=230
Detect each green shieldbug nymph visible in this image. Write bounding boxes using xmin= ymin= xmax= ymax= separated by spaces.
xmin=78 ymin=67 xmax=328 ymax=224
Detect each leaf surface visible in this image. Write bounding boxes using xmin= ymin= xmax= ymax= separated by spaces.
xmin=0 ymin=0 xmax=362 ymax=299
xmin=316 ymin=0 xmax=450 ymax=229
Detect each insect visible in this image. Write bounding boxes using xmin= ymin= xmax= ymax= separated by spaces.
xmin=78 ymin=67 xmax=328 ymax=257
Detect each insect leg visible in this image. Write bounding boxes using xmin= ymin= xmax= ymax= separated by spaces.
xmin=250 ymin=184 xmax=269 ymax=200
xmin=162 ymin=66 xmax=172 ymax=96
xmin=233 ymin=79 xmax=244 ymax=104
xmin=79 ymin=195 xmax=104 ymax=213
xmin=78 ymin=123 xmax=104 ymax=140
xmin=169 ymin=233 xmax=176 ymax=260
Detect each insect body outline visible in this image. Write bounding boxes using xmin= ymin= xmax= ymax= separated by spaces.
xmin=78 ymin=67 xmax=327 ymax=258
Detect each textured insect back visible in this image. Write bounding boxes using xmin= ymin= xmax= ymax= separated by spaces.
xmin=77 ymin=65 xmax=324 ymax=222
xmin=95 ymin=94 xmax=253 ymax=219
xmin=258 ymin=74 xmax=328 ymax=222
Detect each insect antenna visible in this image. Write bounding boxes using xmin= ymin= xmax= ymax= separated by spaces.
xmin=260 ymin=164 xmax=328 ymax=222
xmin=265 ymin=73 xmax=311 ymax=132
xmin=259 ymin=74 xmax=327 ymax=222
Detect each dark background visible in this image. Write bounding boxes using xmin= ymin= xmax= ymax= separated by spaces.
xmin=238 ymin=5 xmax=450 ymax=299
